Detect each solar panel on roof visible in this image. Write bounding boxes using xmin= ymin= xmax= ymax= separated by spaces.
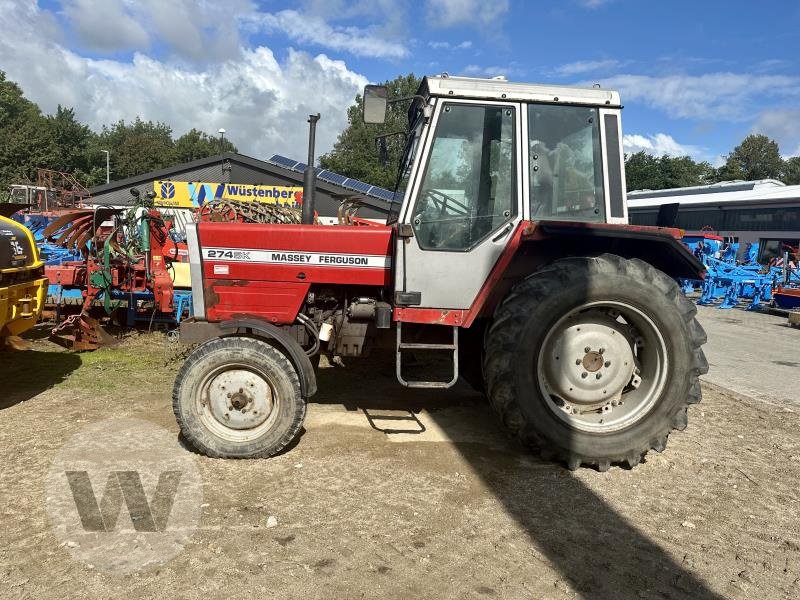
xmin=267 ymin=155 xmax=301 ymax=170
xmin=319 ymin=171 xmax=349 ymax=186
xmin=268 ymin=154 xmax=394 ymax=203
xmin=347 ymin=180 xmax=373 ymax=194
xmin=373 ymin=188 xmax=396 ymax=202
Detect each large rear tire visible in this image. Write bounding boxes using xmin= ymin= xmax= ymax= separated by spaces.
xmin=173 ymin=336 xmax=306 ymax=458
xmin=484 ymin=254 xmax=707 ymax=471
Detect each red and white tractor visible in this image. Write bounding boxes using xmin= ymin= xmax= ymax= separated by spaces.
xmin=172 ymin=75 xmax=707 ymax=470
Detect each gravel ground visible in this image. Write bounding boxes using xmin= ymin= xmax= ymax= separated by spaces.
xmin=1 ymin=321 xmax=799 ymax=600
xmin=695 ymin=304 xmax=800 ymax=405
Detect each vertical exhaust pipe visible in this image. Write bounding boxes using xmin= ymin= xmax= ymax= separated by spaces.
xmin=302 ymin=113 xmax=320 ymax=225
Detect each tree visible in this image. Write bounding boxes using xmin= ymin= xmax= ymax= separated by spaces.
xmin=0 ymin=70 xmax=58 ymax=193
xmin=320 ymin=73 xmax=422 ymax=190
xmin=46 ymin=105 xmax=106 ymax=187
xmin=95 ymin=117 xmax=178 ymax=180
xmin=174 ymin=128 xmax=237 ymax=163
xmin=625 ymin=152 xmax=713 ymax=191
xmin=717 ymin=134 xmax=783 ymax=181
xmin=625 ymin=152 xmax=664 ymax=191
xmin=781 ymin=156 xmax=800 ymax=185
xmin=658 ymin=155 xmax=714 ymax=188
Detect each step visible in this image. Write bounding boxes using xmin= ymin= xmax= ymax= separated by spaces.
xmin=398 ymin=342 xmax=457 ymax=350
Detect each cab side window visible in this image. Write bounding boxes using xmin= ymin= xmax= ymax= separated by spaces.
xmin=412 ymin=104 xmax=516 ymax=250
xmin=529 ymin=104 xmax=605 ymax=222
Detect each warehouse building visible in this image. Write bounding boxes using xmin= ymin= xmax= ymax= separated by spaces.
xmin=88 ymin=152 xmax=393 ymax=224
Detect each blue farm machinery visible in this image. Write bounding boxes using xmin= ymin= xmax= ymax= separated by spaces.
xmin=681 ymin=232 xmax=800 ymax=311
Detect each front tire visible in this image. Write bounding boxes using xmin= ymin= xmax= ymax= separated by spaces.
xmin=173 ymin=336 xmax=306 ymax=458
xmin=484 ymin=254 xmax=708 ymax=471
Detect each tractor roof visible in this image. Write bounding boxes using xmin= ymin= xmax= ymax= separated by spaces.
xmin=420 ymin=75 xmax=621 ymax=108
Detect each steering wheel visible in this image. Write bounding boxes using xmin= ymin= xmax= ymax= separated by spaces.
xmin=413 ymin=188 xmax=473 ymax=249
xmin=422 ymin=188 xmax=470 ymax=219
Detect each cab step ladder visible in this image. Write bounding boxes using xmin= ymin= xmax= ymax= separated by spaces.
xmin=395 ymin=322 xmax=459 ymax=388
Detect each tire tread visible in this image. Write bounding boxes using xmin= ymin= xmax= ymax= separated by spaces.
xmin=173 ymin=336 xmax=306 ymax=459
xmin=484 ymin=253 xmax=706 ymax=471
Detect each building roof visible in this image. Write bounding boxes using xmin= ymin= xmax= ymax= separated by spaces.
xmin=88 ymin=151 xmax=393 ymax=213
xmin=421 ymin=75 xmax=621 ymax=107
xmin=627 ymin=179 xmax=800 ymax=209
xmin=266 ymin=155 xmax=395 ymax=202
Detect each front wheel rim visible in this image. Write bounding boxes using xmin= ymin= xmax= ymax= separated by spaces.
xmin=196 ymin=363 xmax=281 ymax=442
xmin=537 ymin=300 xmax=668 ymax=433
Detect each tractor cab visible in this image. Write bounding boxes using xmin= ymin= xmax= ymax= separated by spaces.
xmin=7 ymin=184 xmax=56 ymax=211
xmin=365 ymin=75 xmax=627 ymax=311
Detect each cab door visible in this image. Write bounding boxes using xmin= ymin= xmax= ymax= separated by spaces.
xmin=395 ymin=100 xmax=523 ymax=310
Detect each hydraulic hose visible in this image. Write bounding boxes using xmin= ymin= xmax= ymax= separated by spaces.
xmin=296 ymin=312 xmax=320 ymax=357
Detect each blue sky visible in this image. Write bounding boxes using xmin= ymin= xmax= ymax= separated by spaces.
xmin=3 ymin=0 xmax=800 ymax=166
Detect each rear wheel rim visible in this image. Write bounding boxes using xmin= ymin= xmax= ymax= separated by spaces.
xmin=536 ymin=300 xmax=668 ymax=433
xmin=197 ymin=363 xmax=281 ymax=442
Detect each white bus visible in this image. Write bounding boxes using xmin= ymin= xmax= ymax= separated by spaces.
xmin=627 ymin=179 xmax=800 ymax=262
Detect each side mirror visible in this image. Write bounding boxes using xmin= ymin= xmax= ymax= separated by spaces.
xmin=362 ymin=84 xmax=388 ymax=124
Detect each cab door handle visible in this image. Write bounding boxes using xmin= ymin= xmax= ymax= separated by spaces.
xmin=492 ymin=223 xmax=513 ymax=242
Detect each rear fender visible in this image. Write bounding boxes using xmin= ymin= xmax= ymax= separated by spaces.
xmin=467 ymin=220 xmax=705 ymax=326
xmin=530 ymin=221 xmax=705 ymax=280
xmin=180 ymin=317 xmax=317 ymax=398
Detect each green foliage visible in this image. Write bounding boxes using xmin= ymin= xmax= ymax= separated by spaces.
xmin=625 ymin=151 xmax=713 ymax=191
xmin=175 ymin=128 xmax=237 ymax=163
xmin=320 ymin=73 xmax=422 ymax=190
xmin=95 ymin=117 xmax=177 ymax=180
xmin=717 ymin=134 xmax=783 ymax=182
xmin=625 ymin=152 xmax=664 ymax=190
xmin=0 ymin=71 xmax=57 ymax=192
xmin=782 ymin=156 xmax=800 ymax=185
xmin=47 ymin=106 xmax=104 ymax=186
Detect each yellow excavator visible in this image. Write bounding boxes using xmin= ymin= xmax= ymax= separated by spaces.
xmin=0 ymin=205 xmax=47 ymax=344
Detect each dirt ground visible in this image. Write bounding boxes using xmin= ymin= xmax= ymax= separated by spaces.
xmin=1 ymin=324 xmax=800 ymax=600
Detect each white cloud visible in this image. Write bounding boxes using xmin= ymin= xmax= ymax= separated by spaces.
xmin=579 ymin=0 xmax=614 ymax=7
xmin=60 ymin=0 xmax=248 ymax=61
xmin=61 ymin=1 xmax=407 ymax=62
xmin=301 ymin=0 xmax=408 ymax=39
xmin=711 ymin=154 xmax=726 ymax=168
xmin=427 ymin=0 xmax=509 ymax=28
xmin=61 ymin=0 xmax=149 ymax=52
xmin=462 ymin=64 xmax=523 ymax=78
xmin=428 ymin=40 xmax=472 ymax=50
xmin=595 ymin=73 xmax=800 ymax=121
xmin=751 ymin=108 xmax=800 ymax=157
xmin=252 ymin=9 xmax=407 ymax=59
xmin=623 ymin=133 xmax=704 ymax=159
xmin=1 ymin=0 xmax=368 ymax=161
xmin=553 ymin=59 xmax=620 ymax=77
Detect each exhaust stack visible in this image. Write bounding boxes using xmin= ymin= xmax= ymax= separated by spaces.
xmin=302 ymin=113 xmax=320 ymax=225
